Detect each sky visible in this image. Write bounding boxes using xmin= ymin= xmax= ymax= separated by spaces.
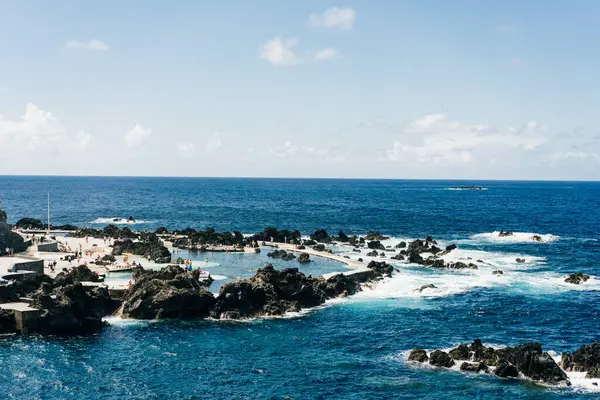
xmin=0 ymin=0 xmax=599 ymax=180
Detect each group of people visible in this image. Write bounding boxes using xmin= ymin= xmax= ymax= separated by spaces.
xmin=3 ymin=247 xmax=14 ymax=256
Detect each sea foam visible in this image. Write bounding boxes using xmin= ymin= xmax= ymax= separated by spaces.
xmin=470 ymin=231 xmax=560 ymax=243
xmin=90 ymin=217 xmax=148 ymax=225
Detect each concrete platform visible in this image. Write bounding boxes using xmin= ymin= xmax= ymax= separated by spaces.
xmin=0 ymin=256 xmax=43 ymax=279
xmin=0 ymin=302 xmax=38 ymax=312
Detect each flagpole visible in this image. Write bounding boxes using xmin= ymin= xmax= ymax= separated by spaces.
xmin=47 ymin=193 xmax=50 ymax=234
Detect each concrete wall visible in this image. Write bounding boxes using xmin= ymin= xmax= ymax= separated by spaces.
xmin=10 ymin=259 xmax=44 ymax=275
xmin=37 ymin=242 xmax=59 ymax=252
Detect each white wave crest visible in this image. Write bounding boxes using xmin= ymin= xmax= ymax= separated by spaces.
xmin=91 ymin=217 xmax=148 ymax=225
xmin=470 ymin=232 xmax=559 ymax=243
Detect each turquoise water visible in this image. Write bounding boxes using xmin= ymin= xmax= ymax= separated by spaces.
xmin=1 ymin=177 xmax=599 ymax=398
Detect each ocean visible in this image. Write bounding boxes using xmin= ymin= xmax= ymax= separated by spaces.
xmin=1 ymin=176 xmax=599 ymax=399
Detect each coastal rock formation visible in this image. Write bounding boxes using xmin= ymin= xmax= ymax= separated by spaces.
xmin=367 ymin=240 xmax=386 ymax=250
xmin=297 ymin=253 xmax=311 ymax=263
xmin=336 ymin=231 xmax=349 ymax=242
xmin=410 ymin=339 xmax=570 ymax=386
xmin=210 ymin=263 xmax=373 ymax=319
xmin=564 ymin=272 xmax=590 ymax=285
xmin=531 ymin=235 xmax=543 ymax=242
xmin=53 ymin=265 xmax=102 ymax=286
xmin=112 ymin=235 xmax=171 ymax=263
xmin=498 ymin=231 xmax=514 ymax=237
xmin=366 ymin=261 xmax=396 ymax=277
xmin=0 ymin=209 xmax=7 ymax=223
xmin=31 ymin=283 xmax=112 ymax=335
xmin=15 ymin=217 xmax=45 ymax=230
xmin=516 ymin=258 xmax=526 ymax=263
xmin=429 ymin=350 xmax=455 ymax=368
xmin=122 ymin=265 xmax=215 ymax=319
xmin=561 ymin=342 xmax=600 ymax=378
xmin=310 ymin=229 xmax=331 ymax=243
xmin=445 ymin=244 xmax=457 ymax=252
xmin=253 ymin=227 xmax=301 ymax=244
xmin=0 ymin=309 xmax=16 ymax=333
xmin=0 ymin=221 xmax=27 ymax=255
xmin=365 ymin=232 xmax=388 ymax=241
xmin=408 ymin=349 xmax=429 ymax=363
xmin=395 ymin=241 xmax=407 ymax=249
xmin=267 ymin=249 xmax=296 ymax=261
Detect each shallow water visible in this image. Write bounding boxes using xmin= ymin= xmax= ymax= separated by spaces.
xmin=1 ymin=177 xmax=599 ymax=399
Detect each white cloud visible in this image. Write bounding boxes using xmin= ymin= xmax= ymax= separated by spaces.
xmin=259 ymin=37 xmax=300 ymax=66
xmin=269 ymin=141 xmax=346 ymax=163
xmin=0 ymin=103 xmax=67 ymax=152
xmin=65 ymin=39 xmax=110 ymax=51
xmin=124 ymin=124 xmax=151 ymax=148
xmin=205 ymin=133 xmax=222 ymax=152
xmin=177 ymin=141 xmax=196 ymax=158
xmin=309 ymin=7 xmax=355 ymax=30
xmin=550 ymin=152 xmax=600 ymax=164
xmin=385 ymin=114 xmax=547 ymax=165
xmin=314 ymin=47 xmax=340 ymax=61
xmin=75 ymin=131 xmax=92 ymax=150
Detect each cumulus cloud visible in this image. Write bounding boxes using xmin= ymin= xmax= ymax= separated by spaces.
xmin=269 ymin=141 xmax=345 ymax=163
xmin=65 ymin=39 xmax=110 ymax=51
xmin=259 ymin=37 xmax=300 ymax=66
xmin=308 ymin=7 xmax=355 ymax=30
xmin=177 ymin=141 xmax=196 ymax=158
xmin=385 ymin=114 xmax=547 ymax=165
xmin=124 ymin=124 xmax=151 ymax=148
xmin=0 ymin=103 xmax=67 ymax=152
xmin=313 ymin=47 xmax=340 ymax=61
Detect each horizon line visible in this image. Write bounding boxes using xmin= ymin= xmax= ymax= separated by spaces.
xmin=0 ymin=174 xmax=599 ymax=183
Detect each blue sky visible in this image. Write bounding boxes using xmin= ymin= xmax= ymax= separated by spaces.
xmin=0 ymin=0 xmax=599 ymax=179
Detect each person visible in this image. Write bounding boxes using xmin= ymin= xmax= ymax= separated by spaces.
xmin=4 ymin=247 xmax=8 ymax=256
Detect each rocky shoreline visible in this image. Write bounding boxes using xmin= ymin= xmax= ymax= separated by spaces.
xmin=408 ymin=339 xmax=600 ymax=387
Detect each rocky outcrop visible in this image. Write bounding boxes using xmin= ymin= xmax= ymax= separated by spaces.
xmin=498 ymin=231 xmax=514 ymax=237
xmin=122 ymin=265 xmax=215 ymax=319
xmin=395 ymin=241 xmax=407 ymax=249
xmin=365 ymin=232 xmax=388 ymax=241
xmin=561 ymin=342 xmax=600 ymax=378
xmin=267 ymin=249 xmax=296 ymax=261
xmin=336 ymin=231 xmax=349 ymax=242
xmin=31 ymin=283 xmax=112 ymax=335
xmin=429 ymin=350 xmax=455 ymax=367
xmin=564 ymin=272 xmax=590 ymax=285
xmin=531 ymin=235 xmax=542 ymax=242
xmin=0 ymin=221 xmax=27 ymax=255
xmin=367 ymin=240 xmax=385 ymax=250
xmin=252 ymin=227 xmax=301 ymax=244
xmin=310 ymin=229 xmax=331 ymax=243
xmin=112 ymin=236 xmax=171 ymax=263
xmin=210 ymin=264 xmax=362 ymax=319
xmin=0 ymin=209 xmax=7 ymax=224
xmin=15 ymin=217 xmax=45 ymax=230
xmin=410 ymin=339 xmax=570 ymax=386
xmin=297 ymin=253 xmax=311 ymax=263
xmin=0 ymin=309 xmax=16 ymax=333
xmin=516 ymin=258 xmax=526 ymax=263
xmin=54 ymin=265 xmax=102 ymax=286
xmin=408 ymin=349 xmax=429 ymax=362
xmin=366 ymin=261 xmax=396 ymax=277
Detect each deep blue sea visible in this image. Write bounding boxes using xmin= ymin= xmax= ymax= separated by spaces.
xmin=1 ymin=176 xmax=600 ymax=399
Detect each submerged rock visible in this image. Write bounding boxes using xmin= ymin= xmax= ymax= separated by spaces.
xmin=564 ymin=272 xmax=590 ymax=285
xmin=366 ymin=261 xmax=396 ymax=277
xmin=416 ymin=284 xmax=437 ymax=293
xmin=498 ymin=231 xmax=514 ymax=237
xmin=515 ymin=258 xmax=526 ymax=263
xmin=492 ymin=270 xmax=504 ymax=275
xmin=531 ymin=235 xmax=543 ymax=242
